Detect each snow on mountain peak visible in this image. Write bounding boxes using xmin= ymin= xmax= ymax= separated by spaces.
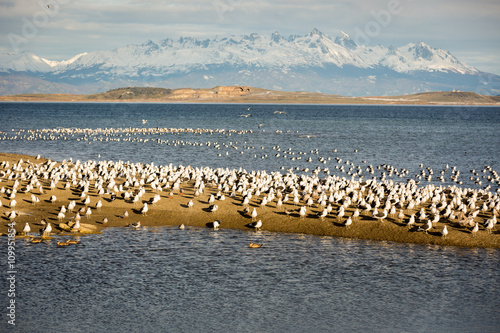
xmin=0 ymin=29 xmax=481 ymax=81
xmin=334 ymin=31 xmax=358 ymax=50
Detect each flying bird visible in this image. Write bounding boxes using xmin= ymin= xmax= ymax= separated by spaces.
xmin=273 ymin=110 xmax=288 ymax=116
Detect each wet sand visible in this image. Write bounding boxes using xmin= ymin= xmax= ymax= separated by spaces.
xmin=1 ymin=153 xmax=499 ymax=248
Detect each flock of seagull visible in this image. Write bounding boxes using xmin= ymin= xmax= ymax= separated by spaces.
xmin=1 ymin=154 xmax=498 ymax=247
xmin=1 ymin=124 xmax=499 ymax=192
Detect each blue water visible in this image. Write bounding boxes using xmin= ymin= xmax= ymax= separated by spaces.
xmin=2 ymin=227 xmax=500 ymax=333
xmin=1 ymin=103 xmax=499 ymax=191
xmin=1 ymin=102 xmax=500 ymax=332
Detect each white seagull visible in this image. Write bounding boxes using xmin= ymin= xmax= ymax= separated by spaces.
xmin=247 ymin=220 xmax=262 ymax=230
xmin=127 ymin=221 xmax=141 ymax=229
xmin=23 ymin=222 xmax=31 ymax=235
xmin=441 ymin=225 xmax=449 ymax=239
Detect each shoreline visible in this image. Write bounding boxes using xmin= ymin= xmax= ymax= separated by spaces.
xmin=1 ymin=87 xmax=499 ymax=106
xmin=1 ymin=152 xmax=499 ymax=249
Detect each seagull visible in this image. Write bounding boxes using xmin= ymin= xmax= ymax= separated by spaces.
xmin=273 ymin=110 xmax=288 ymax=116
xmin=299 ymin=206 xmax=307 ymax=219
xmin=206 ymin=220 xmax=220 ymax=229
xmin=22 ymin=222 xmax=31 ymax=235
xmin=142 ymin=119 xmax=148 ymax=124
xmin=471 ymin=222 xmax=479 ymax=237
xmin=407 ymin=214 xmax=415 ymax=228
xmin=179 ymin=223 xmax=185 ymax=230
xmin=249 ymin=242 xmax=262 ymax=248
xmin=141 ymin=203 xmax=149 ymax=216
xmin=187 ymin=200 xmax=194 ymax=208
xmin=317 ymin=208 xmax=328 ymax=220
xmin=397 ymin=209 xmax=405 ymax=223
xmin=298 ymin=135 xmax=316 ymax=138
xmin=352 ymin=208 xmax=360 ymax=221
xmin=251 ymin=208 xmax=258 ymax=221
xmin=72 ymin=220 xmax=81 ymax=231
xmin=485 ymin=219 xmax=494 ymax=234
xmin=41 ymin=222 xmax=52 ymax=236
xmin=373 ymin=209 xmax=388 ymax=221
xmin=240 ymin=113 xmax=252 ymax=118
xmin=247 ymin=220 xmax=262 ymax=230
xmin=120 ymin=211 xmax=129 ymax=219
xmin=127 ymin=221 xmax=141 ymax=229
xmin=441 ymin=225 xmax=449 ymax=239
xmin=344 ymin=217 xmax=352 ymax=229
xmin=423 ymin=220 xmax=432 ymax=234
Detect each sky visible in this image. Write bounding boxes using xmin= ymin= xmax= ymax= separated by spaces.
xmin=1 ymin=0 xmax=499 ymax=75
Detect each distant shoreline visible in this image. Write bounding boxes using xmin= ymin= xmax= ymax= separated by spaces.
xmin=1 ymin=86 xmax=499 ymax=105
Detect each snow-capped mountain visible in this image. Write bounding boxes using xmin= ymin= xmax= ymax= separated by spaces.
xmin=1 ymin=29 xmax=498 ymax=96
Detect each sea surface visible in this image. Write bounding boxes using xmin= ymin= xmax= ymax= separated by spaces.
xmin=1 ymin=102 xmax=499 ymax=332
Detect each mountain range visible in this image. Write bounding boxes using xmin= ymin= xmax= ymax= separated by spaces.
xmin=1 ymin=28 xmax=499 ymax=96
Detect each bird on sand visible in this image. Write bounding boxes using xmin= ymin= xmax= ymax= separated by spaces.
xmin=423 ymin=220 xmax=432 ymax=234
xmin=206 ymin=220 xmax=220 ymax=229
xmin=344 ymin=217 xmax=352 ymax=229
xmin=471 ymin=222 xmax=479 ymax=237
xmin=22 ymin=222 xmax=31 ymax=235
xmin=127 ymin=221 xmax=141 ymax=229
xmin=41 ymin=222 xmax=52 ymax=236
xmin=441 ymin=225 xmax=449 ymax=239
xmin=246 ymin=220 xmax=262 ymax=230
xmin=251 ymin=208 xmax=258 ymax=221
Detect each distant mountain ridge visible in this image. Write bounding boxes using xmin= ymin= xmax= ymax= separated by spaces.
xmin=1 ymin=29 xmax=499 ymax=96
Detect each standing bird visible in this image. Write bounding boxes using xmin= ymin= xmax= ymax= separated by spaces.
xmin=424 ymin=220 xmax=432 ymax=234
xmin=127 ymin=221 xmax=141 ymax=229
xmin=247 ymin=220 xmax=262 ymax=230
xmin=22 ymin=222 xmax=31 ymax=235
xmin=141 ymin=203 xmax=149 ymax=216
xmin=299 ymin=206 xmax=307 ymax=219
xmin=397 ymin=209 xmax=405 ymax=223
xmin=344 ymin=217 xmax=353 ymax=229
xmin=41 ymin=222 xmax=52 ymax=236
xmin=471 ymin=222 xmax=479 ymax=237
xmin=352 ymin=208 xmax=360 ymax=221
xmin=441 ymin=225 xmax=449 ymax=239
xmin=485 ymin=219 xmax=494 ymax=234
xmin=187 ymin=200 xmax=194 ymax=208
xmin=206 ymin=220 xmax=220 ymax=229
xmin=251 ymin=208 xmax=258 ymax=221
xmin=407 ymin=214 xmax=415 ymax=228
xmin=373 ymin=209 xmax=388 ymax=221
xmin=317 ymin=208 xmax=328 ymax=220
